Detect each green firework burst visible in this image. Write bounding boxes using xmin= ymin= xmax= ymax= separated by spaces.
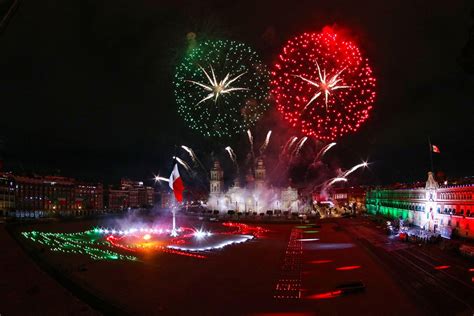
xmin=174 ymin=39 xmax=270 ymax=137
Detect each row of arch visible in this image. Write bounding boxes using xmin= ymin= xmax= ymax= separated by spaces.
xmin=377 ymin=201 xmax=426 ymax=212
xmin=438 ymin=191 xmax=473 ymax=201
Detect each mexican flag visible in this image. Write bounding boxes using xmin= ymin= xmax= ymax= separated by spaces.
xmin=169 ymin=164 xmax=184 ymax=202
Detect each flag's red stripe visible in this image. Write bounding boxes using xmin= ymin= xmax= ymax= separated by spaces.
xmin=173 ymin=177 xmax=184 ymax=202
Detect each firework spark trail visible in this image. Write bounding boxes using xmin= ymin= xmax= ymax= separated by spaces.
xmin=173 ymin=156 xmax=191 ymax=171
xmin=225 ymin=146 xmax=240 ymax=174
xmin=271 ymin=136 xmax=296 ymax=181
xmin=181 ymin=145 xmax=197 ymax=163
xmin=247 ymin=129 xmax=254 ymax=150
xmin=327 ymin=177 xmax=347 ymax=186
xmin=293 ymin=137 xmax=308 ymax=157
xmin=225 ymin=146 xmax=237 ymax=164
xmin=281 ymin=136 xmax=296 ymax=155
xmin=247 ymin=129 xmax=256 ymax=164
xmin=259 ymin=130 xmax=272 ymax=154
xmin=304 ymin=141 xmax=334 ymax=182
xmin=291 ymin=139 xmax=302 ymax=157
xmin=287 ymin=136 xmax=299 ymax=152
xmin=342 ymin=162 xmax=368 ymax=178
xmin=317 ymin=142 xmax=337 ymax=160
xmin=155 ymin=176 xmax=169 ymax=182
xmin=174 ymin=153 xmax=210 ymax=192
xmin=181 ymin=145 xmax=208 ymax=177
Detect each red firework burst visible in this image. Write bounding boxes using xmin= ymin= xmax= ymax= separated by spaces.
xmin=271 ymin=28 xmax=376 ymax=141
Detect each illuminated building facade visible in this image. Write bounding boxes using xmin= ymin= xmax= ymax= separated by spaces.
xmin=0 ymin=173 xmax=15 ymax=217
xmin=208 ymin=159 xmax=299 ymax=214
xmin=107 ymin=188 xmax=129 ymax=210
xmin=107 ymin=179 xmax=155 ymax=210
xmin=0 ymin=172 xmax=104 ymax=218
xmin=330 ymin=187 xmax=367 ymax=210
xmin=14 ymin=175 xmax=75 ymax=217
xmin=74 ymin=183 xmax=103 ymax=213
xmin=366 ymin=172 xmax=474 ymax=239
xmin=280 ymin=186 xmax=299 ymax=211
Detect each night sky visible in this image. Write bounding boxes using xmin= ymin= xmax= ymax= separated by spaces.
xmin=0 ymin=0 xmax=473 ymax=186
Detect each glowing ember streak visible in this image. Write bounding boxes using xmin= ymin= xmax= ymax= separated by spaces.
xmin=327 ymin=177 xmax=347 ymax=186
xmin=187 ymin=64 xmax=249 ymax=106
xmin=317 ymin=142 xmax=337 ymax=160
xmin=173 ymin=156 xmax=191 ymax=171
xmin=154 ymin=176 xmax=169 ymax=183
xmin=292 ymin=137 xmax=308 ymax=157
xmin=181 ymin=145 xmax=197 ymax=163
xmin=336 ymin=265 xmax=361 ymax=271
xmin=296 ymin=137 xmax=308 ymax=156
xmin=180 ymin=146 xmax=208 ymax=176
xmin=225 ymin=146 xmax=237 ymax=164
xmin=247 ymin=129 xmax=254 ymax=148
xmin=247 ymin=129 xmax=255 ymax=159
xmin=434 ymin=265 xmax=450 ymax=270
xmin=259 ymin=130 xmax=272 ymax=153
xmin=287 ymin=136 xmax=299 ymax=153
xmin=342 ymin=162 xmax=368 ymax=177
xmin=264 ymin=130 xmax=272 ymax=146
xmin=282 ymin=136 xmax=298 ymax=155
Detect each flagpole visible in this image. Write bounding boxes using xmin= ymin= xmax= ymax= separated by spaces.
xmin=171 ymin=206 xmax=177 ymax=236
xmin=428 ymin=137 xmax=434 ymax=172
xmin=171 ymin=151 xmax=179 ymax=237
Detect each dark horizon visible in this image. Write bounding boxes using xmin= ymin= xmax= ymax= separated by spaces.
xmin=0 ymin=0 xmax=473 ymax=186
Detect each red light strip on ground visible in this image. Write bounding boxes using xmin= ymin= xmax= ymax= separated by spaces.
xmin=309 ymin=259 xmax=333 ymax=264
xmin=307 ymin=290 xmax=342 ymax=300
xmin=336 ymin=265 xmax=361 ymax=271
xmin=221 ymin=222 xmax=268 ymax=237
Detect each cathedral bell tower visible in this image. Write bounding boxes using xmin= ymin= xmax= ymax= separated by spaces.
xmin=210 ymin=160 xmax=224 ymax=196
xmin=255 ymin=158 xmax=266 ymax=191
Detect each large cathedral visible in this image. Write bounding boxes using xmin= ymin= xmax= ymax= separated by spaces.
xmin=207 ymin=159 xmax=299 ymax=213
